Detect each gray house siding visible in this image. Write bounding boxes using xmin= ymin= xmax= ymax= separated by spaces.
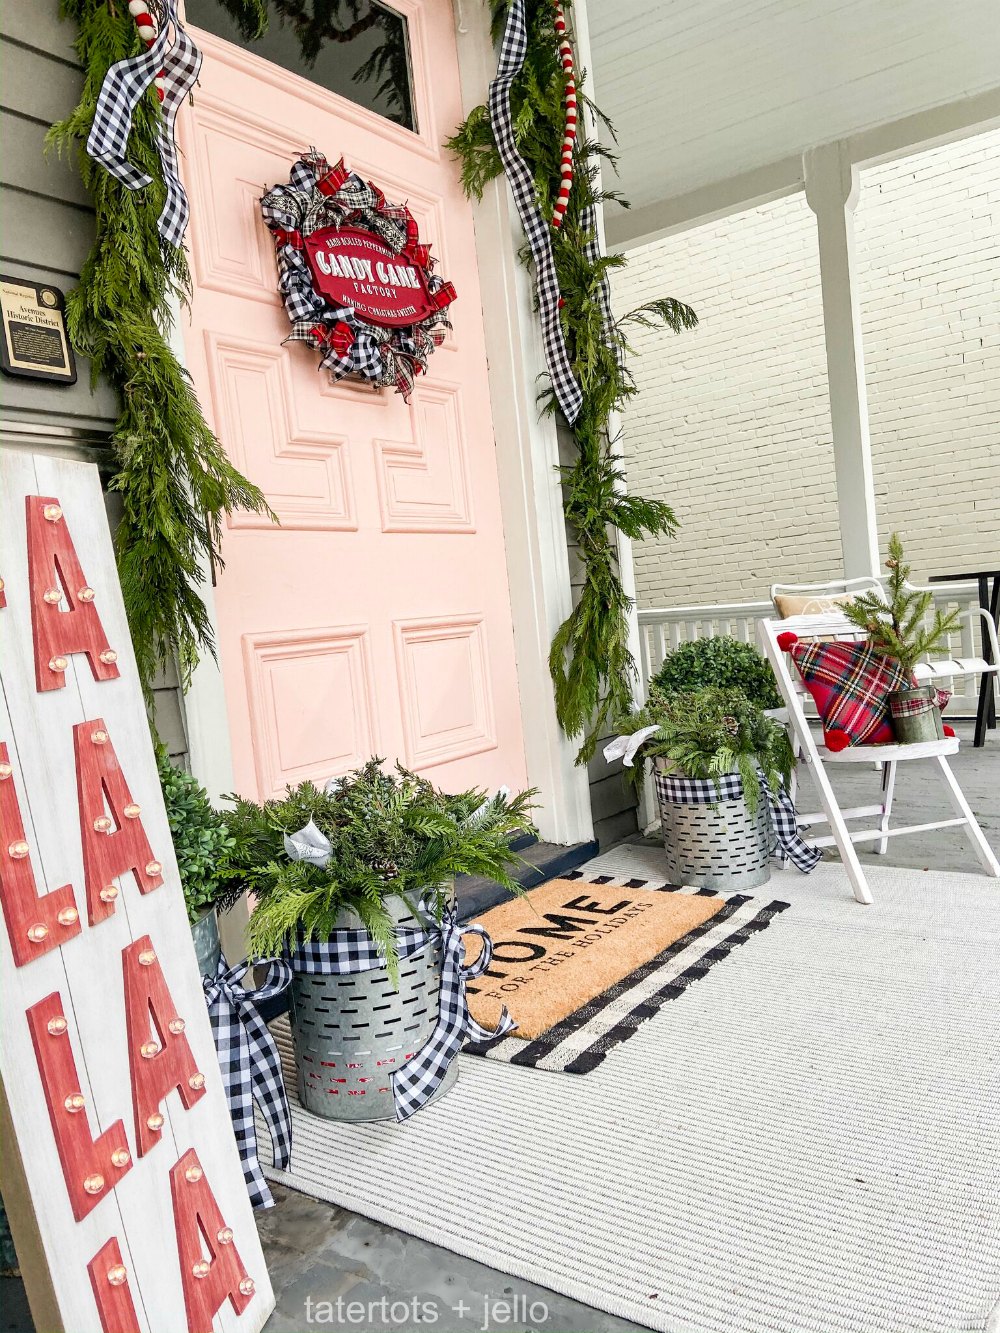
xmin=1 ymin=5 xmax=187 ymax=762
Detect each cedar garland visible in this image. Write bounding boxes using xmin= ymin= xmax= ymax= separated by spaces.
xmin=48 ymin=0 xmax=273 ymax=695
xmin=447 ymin=0 xmax=698 ymax=760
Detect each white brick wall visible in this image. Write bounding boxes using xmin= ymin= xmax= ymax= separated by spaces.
xmin=612 ymin=130 xmax=1000 ymax=609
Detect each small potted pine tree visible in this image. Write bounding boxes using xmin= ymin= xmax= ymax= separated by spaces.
xmin=843 ymin=534 xmax=961 ymax=743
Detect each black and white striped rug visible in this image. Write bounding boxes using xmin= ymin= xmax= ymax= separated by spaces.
xmin=464 ymin=872 xmax=789 ymax=1074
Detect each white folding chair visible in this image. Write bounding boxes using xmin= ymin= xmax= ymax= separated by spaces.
xmin=770 ymin=577 xmax=1000 ymax=717
xmin=758 ymin=612 xmax=1000 ymax=905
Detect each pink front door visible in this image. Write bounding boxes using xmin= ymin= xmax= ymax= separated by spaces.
xmin=179 ymin=5 xmax=528 ymax=800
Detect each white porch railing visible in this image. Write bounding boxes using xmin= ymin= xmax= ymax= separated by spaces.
xmin=637 ymin=584 xmax=986 ymax=710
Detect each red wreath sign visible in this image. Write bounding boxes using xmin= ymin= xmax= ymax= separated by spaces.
xmin=304 ymin=227 xmax=437 ymax=328
xmin=261 ymin=152 xmax=457 ymax=399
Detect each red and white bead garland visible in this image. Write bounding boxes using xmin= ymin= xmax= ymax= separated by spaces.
xmin=127 ymin=0 xmax=166 ymax=102
xmin=551 ymin=1 xmax=577 ymax=229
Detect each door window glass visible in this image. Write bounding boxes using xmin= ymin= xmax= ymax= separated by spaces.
xmin=185 ymin=0 xmax=417 ymax=131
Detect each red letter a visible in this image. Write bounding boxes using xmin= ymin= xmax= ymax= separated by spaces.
xmin=26 ymin=495 xmax=120 ymax=693
xmin=170 ymin=1149 xmax=256 ymax=1333
xmin=74 ymin=719 xmax=163 ymax=925
xmin=123 ymin=935 xmax=207 ymax=1157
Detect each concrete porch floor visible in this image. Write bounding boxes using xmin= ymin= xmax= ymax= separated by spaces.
xmin=2 ymin=722 xmax=995 ymax=1333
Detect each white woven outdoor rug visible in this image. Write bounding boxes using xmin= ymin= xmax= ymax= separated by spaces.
xmin=265 ymin=850 xmax=1000 ymax=1333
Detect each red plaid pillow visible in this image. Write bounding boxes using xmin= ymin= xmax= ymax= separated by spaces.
xmin=784 ymin=639 xmax=905 ymax=749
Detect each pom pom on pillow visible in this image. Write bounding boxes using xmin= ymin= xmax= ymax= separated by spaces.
xmin=776 ymin=631 xmax=798 ymax=652
xmin=943 ymin=724 xmax=956 ymax=738
xmin=822 ymin=728 xmax=851 ymax=752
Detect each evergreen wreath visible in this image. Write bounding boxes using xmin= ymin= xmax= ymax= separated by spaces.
xmin=50 ymin=0 xmax=275 ymax=695
xmin=447 ymin=0 xmax=698 ymax=761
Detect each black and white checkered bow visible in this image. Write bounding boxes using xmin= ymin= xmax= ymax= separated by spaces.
xmin=488 ymin=0 xmax=583 ymax=424
xmin=203 ymin=954 xmax=293 ymax=1210
xmin=653 ymin=770 xmax=822 ymax=873
xmin=86 ymin=0 xmax=201 ymax=250
xmin=281 ymin=905 xmax=516 ymax=1121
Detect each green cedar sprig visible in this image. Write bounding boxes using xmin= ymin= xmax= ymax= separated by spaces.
xmin=223 ymin=759 xmax=537 ymax=981
xmin=842 ymin=532 xmax=961 ymax=676
xmin=49 ymin=1 xmax=274 ymax=693
xmin=617 ymin=686 xmax=795 ymax=814
xmin=446 ymin=0 xmax=697 ymax=761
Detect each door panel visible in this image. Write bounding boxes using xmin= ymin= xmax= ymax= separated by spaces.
xmin=179 ymin=3 xmax=528 ymax=799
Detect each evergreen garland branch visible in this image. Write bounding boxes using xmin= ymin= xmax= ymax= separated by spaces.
xmin=51 ymin=1 xmax=275 ymax=693
xmin=446 ymin=0 xmax=697 ymax=761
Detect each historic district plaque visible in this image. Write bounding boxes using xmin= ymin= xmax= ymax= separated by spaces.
xmin=0 ymin=275 xmax=77 ymax=383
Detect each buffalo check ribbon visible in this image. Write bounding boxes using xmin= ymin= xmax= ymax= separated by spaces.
xmin=86 ymin=0 xmax=202 ymax=250
xmin=203 ymin=954 xmax=293 ymax=1210
xmin=280 ymin=906 xmax=516 ymax=1121
xmin=488 ymin=0 xmax=583 ymax=423
xmin=654 ymin=770 xmax=822 ymax=873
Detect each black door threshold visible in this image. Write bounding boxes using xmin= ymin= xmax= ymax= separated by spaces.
xmin=455 ymin=838 xmax=598 ymax=920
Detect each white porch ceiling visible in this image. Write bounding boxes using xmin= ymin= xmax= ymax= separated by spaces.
xmin=590 ymin=0 xmax=1000 ymax=243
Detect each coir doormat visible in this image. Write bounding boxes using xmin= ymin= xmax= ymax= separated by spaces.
xmin=465 ymin=873 xmax=788 ymax=1074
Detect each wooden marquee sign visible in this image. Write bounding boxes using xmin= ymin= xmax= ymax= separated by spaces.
xmin=0 ymin=452 xmax=274 ymax=1333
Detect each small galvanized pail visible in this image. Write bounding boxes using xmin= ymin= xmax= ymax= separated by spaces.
xmin=889 ymin=685 xmax=944 ymax=744
xmin=191 ymin=908 xmax=221 ymax=978
xmin=654 ymin=760 xmax=771 ymax=893
xmin=289 ymin=896 xmax=457 ymax=1122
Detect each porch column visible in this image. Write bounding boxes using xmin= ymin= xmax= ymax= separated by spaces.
xmin=803 ymin=142 xmax=881 ymax=578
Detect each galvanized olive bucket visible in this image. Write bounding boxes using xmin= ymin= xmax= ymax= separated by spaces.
xmin=889 ymin=684 xmax=945 ymax=743
xmin=654 ymin=760 xmax=772 ymax=892
xmin=191 ymin=908 xmax=221 ymax=978
xmin=288 ymin=896 xmax=457 ymax=1123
